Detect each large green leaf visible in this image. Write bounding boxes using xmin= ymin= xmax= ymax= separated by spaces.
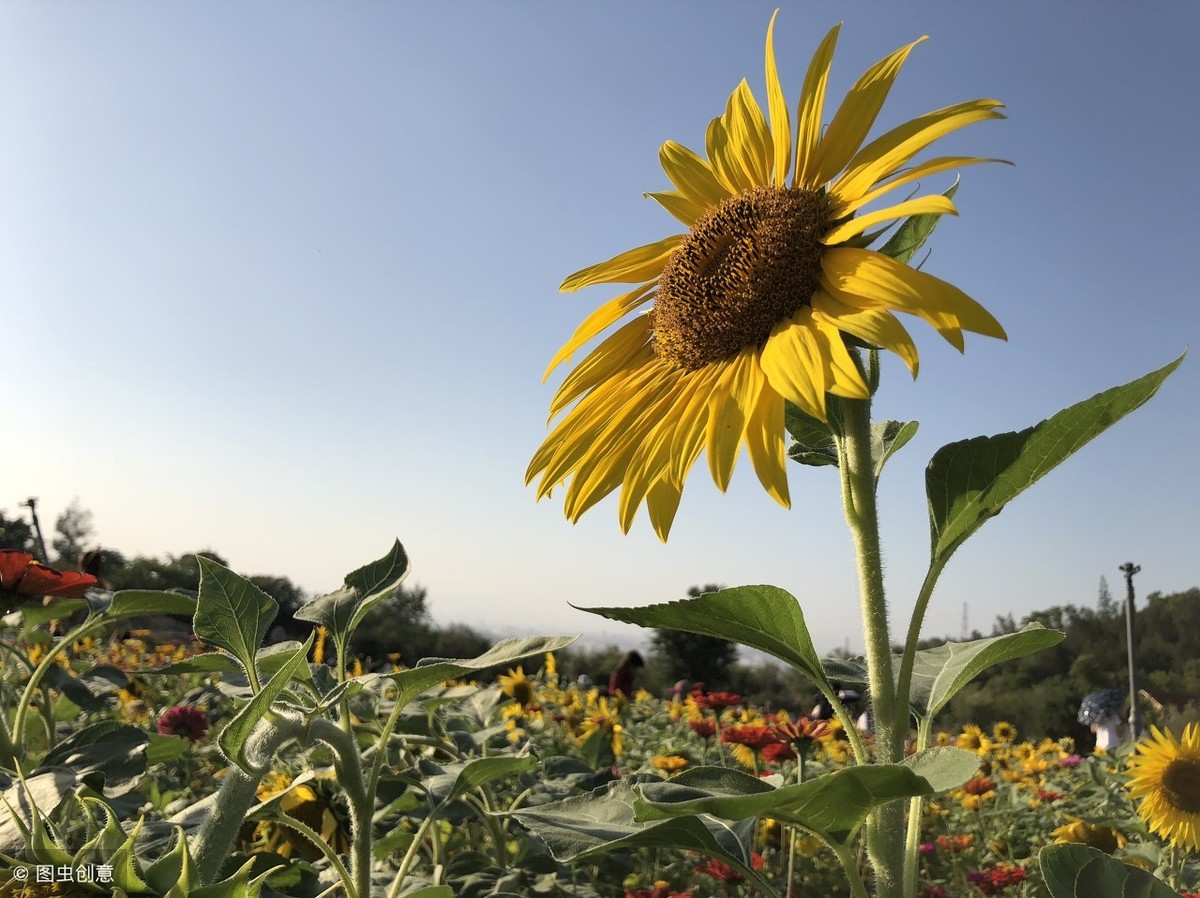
xmin=510 ymin=778 xmax=769 ymax=891
xmin=38 ymin=722 xmax=150 ymax=796
xmin=218 ymin=635 xmax=313 ymax=774
xmin=194 ymin=557 xmax=278 ymax=683
xmin=906 ymin=625 xmax=1065 ymax=718
xmin=926 ymin=354 xmax=1184 ymax=565
xmin=423 ymin=756 xmax=538 ymax=808
xmin=294 ymin=540 xmax=410 ymax=648
xmin=899 ymin=746 xmax=980 ymax=792
xmin=581 ymin=586 xmax=826 ymax=685
xmin=1039 ymin=844 xmax=1178 ymax=898
xmin=878 ymin=178 xmax=959 ymax=265
xmin=635 ymin=762 xmax=951 ymax=844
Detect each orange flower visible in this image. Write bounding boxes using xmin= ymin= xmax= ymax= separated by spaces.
xmin=0 ymin=550 xmax=98 ymax=598
xmin=935 ymin=834 xmax=974 ymax=852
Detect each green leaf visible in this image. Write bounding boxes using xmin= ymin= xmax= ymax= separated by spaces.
xmin=294 ymin=540 xmax=410 ymax=649
xmin=784 ymin=401 xmax=838 ymax=467
xmin=635 ymin=763 xmax=945 ymax=844
xmin=400 ymin=889 xmax=454 ymax=898
xmin=147 ymin=827 xmax=200 ymax=897
xmin=510 ymin=778 xmax=769 ymax=891
xmin=191 ymin=857 xmax=276 ymax=898
xmin=142 ymin=653 xmax=242 ymax=676
xmin=580 ymin=586 xmax=827 ymax=686
xmin=75 ymin=803 xmax=149 ymax=892
xmin=147 ymin=733 xmax=191 ymax=765
xmin=878 ymin=178 xmax=959 ymax=264
xmin=426 ymin=756 xmax=538 ymax=808
xmin=1039 ymin=843 xmax=1179 ymax=898
xmin=39 ymin=722 xmax=150 ymax=797
xmin=926 ymin=354 xmax=1185 ymax=566
xmin=194 ymin=558 xmax=278 ymax=682
xmin=872 ymin=420 xmax=918 ymax=480
xmin=388 ymin=636 xmax=577 ymax=708
xmin=13 ymin=599 xmax=88 ymax=629
xmin=899 ymin=746 xmax=980 ymax=793
xmin=906 ymin=625 xmax=1065 ymax=718
xmin=105 ymin=589 xmax=198 ymax=620
xmin=218 ymin=635 xmax=313 ymax=774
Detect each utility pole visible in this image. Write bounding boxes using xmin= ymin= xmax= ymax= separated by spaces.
xmin=1119 ymin=562 xmax=1142 ymax=738
xmin=21 ymin=497 xmax=49 ymax=563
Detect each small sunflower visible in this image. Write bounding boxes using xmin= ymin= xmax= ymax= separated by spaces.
xmin=992 ymin=721 xmax=1018 ymax=744
xmin=1050 ymin=818 xmax=1127 ymax=855
xmin=498 ymin=666 xmax=537 ymax=707
xmin=528 ymin=13 xmax=1005 ymax=539
xmin=1126 ymin=723 xmax=1200 ymax=851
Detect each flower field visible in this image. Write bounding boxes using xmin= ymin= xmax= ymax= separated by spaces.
xmin=1 ymin=585 xmax=1197 ymax=898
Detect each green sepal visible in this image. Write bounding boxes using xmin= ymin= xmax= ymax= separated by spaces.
xmin=146 ymin=826 xmax=200 ymax=896
xmin=878 ymin=178 xmax=959 ymax=264
xmin=74 ymin=802 xmax=149 ymax=893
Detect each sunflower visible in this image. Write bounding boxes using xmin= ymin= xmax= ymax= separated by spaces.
xmin=527 ymin=14 xmax=1005 ymax=539
xmin=1126 ymin=723 xmax=1200 ymax=851
xmin=498 ymin=665 xmax=537 ymax=707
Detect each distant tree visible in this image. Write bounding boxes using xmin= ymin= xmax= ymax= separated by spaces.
xmin=1098 ymin=576 xmax=1116 ymax=615
xmin=431 ymin=623 xmax=493 ymax=661
xmin=0 ymin=509 xmax=37 ymax=553
xmin=52 ymin=500 xmax=95 ymax=566
xmin=105 ymin=550 xmax=229 ymax=593
xmin=650 ymin=584 xmax=739 ymax=688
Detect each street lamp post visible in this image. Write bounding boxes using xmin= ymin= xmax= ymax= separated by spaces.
xmin=1119 ymin=562 xmax=1142 ymax=739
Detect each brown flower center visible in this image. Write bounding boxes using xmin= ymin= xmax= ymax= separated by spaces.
xmin=1161 ymin=757 xmax=1200 ymax=814
xmin=654 ymin=186 xmax=827 ymax=369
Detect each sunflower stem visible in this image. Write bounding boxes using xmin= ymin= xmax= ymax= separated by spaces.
xmin=836 ymin=383 xmax=904 ymax=898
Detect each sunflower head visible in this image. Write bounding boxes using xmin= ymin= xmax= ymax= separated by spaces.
xmin=529 ymin=13 xmax=1005 ymax=539
xmin=1126 ymin=723 xmax=1200 ymax=851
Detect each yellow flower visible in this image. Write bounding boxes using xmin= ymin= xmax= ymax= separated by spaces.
xmin=1051 ymin=818 xmax=1127 ymax=855
xmin=312 ymin=626 xmax=328 ymax=665
xmin=652 ymin=754 xmax=691 ymax=774
xmin=249 ymin=771 xmax=349 ymax=860
xmin=1126 ymin=723 xmax=1200 ymax=851
xmin=498 ymin=666 xmax=537 ymax=707
xmin=527 ymin=13 xmax=1005 ymax=539
xmin=957 ymin=724 xmax=992 ymax=755
xmin=543 ymin=652 xmax=557 ymax=678
xmin=992 ymin=721 xmax=1018 ymax=744
xmin=578 ymin=696 xmax=624 ymax=756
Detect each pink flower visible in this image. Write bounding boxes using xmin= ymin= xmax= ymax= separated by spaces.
xmin=157 ymin=705 xmax=210 ymax=741
xmin=1058 ymin=754 xmax=1083 ymax=768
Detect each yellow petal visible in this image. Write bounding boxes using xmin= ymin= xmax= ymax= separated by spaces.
xmin=727 ymin=80 xmax=772 ymax=186
xmin=810 ymin=319 xmax=870 ymax=399
xmin=659 ymin=140 xmax=729 ymax=208
xmin=668 ymin=367 xmax=721 ymax=486
xmin=811 ymin=289 xmax=919 ymax=377
xmin=548 ymin=314 xmax=652 ymax=418
xmin=759 ymin=309 xmax=828 ymax=421
xmin=794 ymin=24 xmax=840 ymax=189
xmin=645 ymin=190 xmax=706 ymax=227
xmin=544 ymin=283 xmax=655 ymax=381
xmin=822 ymin=194 xmax=957 ymax=245
xmin=743 ymin=372 xmax=791 ymax=507
xmin=561 ymin=235 xmax=681 ymax=292
xmin=830 ymin=100 xmax=1005 ymax=205
xmin=764 ymin=10 xmax=792 ymax=187
xmin=807 ymin=37 xmax=926 ymax=189
xmin=821 ymin=247 xmax=1007 ymax=348
xmin=836 ymin=155 xmax=1001 ymax=216
xmin=706 ymin=348 xmax=757 ymax=491
xmin=646 ymin=477 xmax=684 ymax=542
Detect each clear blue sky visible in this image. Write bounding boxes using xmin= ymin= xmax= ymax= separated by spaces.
xmin=3 ymin=3 xmax=1197 ymax=654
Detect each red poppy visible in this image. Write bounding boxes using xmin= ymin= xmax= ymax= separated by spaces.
xmin=0 ymin=550 xmax=98 ymax=598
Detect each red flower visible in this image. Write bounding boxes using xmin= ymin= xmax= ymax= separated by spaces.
xmin=921 ymin=887 xmax=947 ymax=898
xmin=1035 ymin=787 xmax=1063 ymax=803
xmin=624 ymin=885 xmax=692 ymax=898
xmin=935 ymin=834 xmax=973 ymax=852
xmin=693 ymin=690 xmax=743 ymax=712
xmin=966 ymin=864 xmax=1027 ymax=895
xmin=760 ymin=742 xmax=797 ymax=764
xmin=689 ymin=719 xmax=717 ymax=739
xmin=774 ymin=716 xmax=829 ymax=745
xmin=693 ymin=853 xmax=764 ymax=883
xmin=157 ymin=705 xmax=210 ymax=741
xmin=720 ymin=725 xmax=781 ymax=750
xmin=0 ymin=550 xmax=98 ymax=598
xmin=962 ymin=776 xmax=996 ymax=796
